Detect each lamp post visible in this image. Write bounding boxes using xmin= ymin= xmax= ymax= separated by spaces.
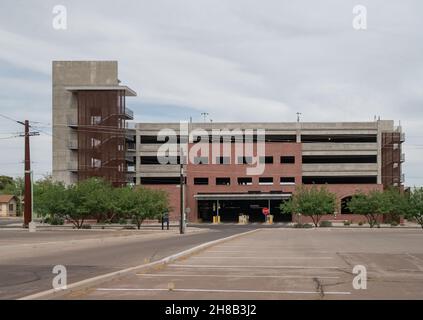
xmin=179 ymin=149 xmax=185 ymax=234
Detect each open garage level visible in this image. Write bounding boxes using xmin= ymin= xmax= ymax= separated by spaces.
xmin=197 ymin=200 xmax=292 ymax=222
xmin=196 ymin=194 xmax=292 ymax=223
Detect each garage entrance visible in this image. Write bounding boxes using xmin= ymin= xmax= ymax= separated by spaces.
xmin=195 ymin=193 xmax=292 ymax=223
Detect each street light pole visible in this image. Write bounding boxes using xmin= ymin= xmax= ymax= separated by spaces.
xmin=179 ymin=149 xmax=185 ymax=234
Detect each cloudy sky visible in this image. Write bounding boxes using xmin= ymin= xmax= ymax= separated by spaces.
xmin=0 ymin=0 xmax=422 ymax=185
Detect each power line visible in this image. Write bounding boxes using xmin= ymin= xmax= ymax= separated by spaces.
xmin=0 ymin=135 xmax=21 ymax=140
xmin=0 ymin=113 xmax=19 ymax=123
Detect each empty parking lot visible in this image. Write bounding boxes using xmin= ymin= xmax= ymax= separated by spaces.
xmin=57 ymin=228 xmax=423 ymax=300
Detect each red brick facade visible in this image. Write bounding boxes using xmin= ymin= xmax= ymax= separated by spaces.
xmin=145 ymin=142 xmax=384 ymax=223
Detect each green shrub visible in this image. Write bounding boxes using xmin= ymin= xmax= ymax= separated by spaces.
xmin=344 ymin=220 xmax=351 ymax=226
xmin=123 ymin=225 xmax=136 ymax=230
xmin=319 ymin=220 xmax=332 ymax=227
xmin=391 ymin=221 xmax=399 ymax=227
xmin=293 ymin=223 xmax=313 ymax=228
xmin=45 ymin=215 xmax=64 ymax=225
xmin=119 ymin=218 xmax=128 ymax=225
xmin=358 ymin=221 xmax=364 ymax=226
xmin=81 ymin=224 xmax=92 ymax=229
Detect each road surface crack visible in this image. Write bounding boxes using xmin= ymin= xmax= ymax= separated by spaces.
xmin=313 ymin=277 xmax=325 ymax=298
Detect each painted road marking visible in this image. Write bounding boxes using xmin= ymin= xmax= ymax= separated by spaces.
xmin=96 ymin=288 xmax=351 ymax=295
xmin=136 ymin=273 xmax=340 ymax=279
xmin=190 ymin=256 xmax=334 ymax=260
xmin=168 ymin=264 xmax=340 ymax=269
xmin=207 ymin=249 xmax=332 ymax=253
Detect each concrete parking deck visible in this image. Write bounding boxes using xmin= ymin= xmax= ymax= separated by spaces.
xmin=60 ymin=228 xmax=423 ymax=300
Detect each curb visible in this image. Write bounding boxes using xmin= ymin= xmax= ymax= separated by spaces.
xmin=18 ymin=228 xmax=259 ymax=300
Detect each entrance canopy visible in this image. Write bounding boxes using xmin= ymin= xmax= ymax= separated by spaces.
xmin=194 ymin=193 xmax=292 ymax=201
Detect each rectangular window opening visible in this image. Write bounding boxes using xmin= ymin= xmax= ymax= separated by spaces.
xmin=194 ymin=177 xmax=209 ymax=185
xmin=216 ymin=177 xmax=231 ymax=185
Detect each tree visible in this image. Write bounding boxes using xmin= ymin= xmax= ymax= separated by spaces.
xmin=404 ymin=188 xmax=423 ymax=229
xmin=0 ymin=175 xmax=14 ymax=191
xmin=110 ymin=186 xmax=139 ymax=223
xmin=34 ymin=178 xmax=72 ymax=222
xmin=33 ymin=176 xmax=170 ymax=230
xmin=280 ymin=186 xmax=336 ymax=227
xmin=347 ymin=192 xmax=377 ymax=227
xmin=68 ymin=178 xmax=113 ymax=228
xmin=131 ymin=187 xmax=169 ymax=229
xmin=375 ymin=187 xmax=407 ymax=223
xmin=348 ymin=189 xmax=408 ymax=227
xmin=34 ymin=177 xmax=113 ymax=229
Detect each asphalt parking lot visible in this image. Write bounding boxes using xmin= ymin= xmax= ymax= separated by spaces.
xmin=61 ymin=228 xmax=423 ymax=300
xmin=0 ymin=225 xmax=255 ymax=299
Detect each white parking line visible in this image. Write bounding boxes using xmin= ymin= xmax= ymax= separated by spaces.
xmin=207 ymin=249 xmax=332 ymax=253
xmin=96 ymin=288 xmax=351 ymax=295
xmin=137 ymin=273 xmax=340 ymax=279
xmin=190 ymin=256 xmax=334 ymax=260
xmin=168 ymin=264 xmax=340 ymax=269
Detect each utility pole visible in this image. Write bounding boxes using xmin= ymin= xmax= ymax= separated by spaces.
xmin=17 ymin=120 xmax=39 ymax=228
xmin=24 ymin=120 xmax=32 ymax=227
xmin=0 ymin=115 xmax=39 ymax=228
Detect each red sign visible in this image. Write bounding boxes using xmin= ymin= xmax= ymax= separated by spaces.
xmin=262 ymin=207 xmax=270 ymax=215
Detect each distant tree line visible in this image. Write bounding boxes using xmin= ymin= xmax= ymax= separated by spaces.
xmin=281 ymin=186 xmax=423 ymax=229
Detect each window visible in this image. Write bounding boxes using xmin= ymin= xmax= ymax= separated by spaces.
xmin=259 ymin=177 xmax=273 ymax=185
xmin=302 ymin=176 xmax=377 ymax=184
xmin=238 ymin=177 xmax=252 ymax=185
xmin=141 ymin=156 xmax=181 ymax=165
xmin=140 ymin=135 xmax=187 ymax=144
xmin=280 ymin=177 xmax=296 ymax=185
xmin=194 ymin=178 xmax=209 ymax=185
xmin=237 ymin=156 xmax=253 ymax=164
xmin=9 ymin=204 xmax=14 ymax=212
xmin=90 ymin=115 xmax=102 ymax=125
xmin=126 ymin=142 xmax=136 ymax=150
xmin=302 ymin=155 xmax=377 ymax=164
xmin=140 ymin=156 xmax=160 ymax=165
xmin=140 ymin=177 xmax=181 ymax=185
xmin=281 ymin=156 xmax=295 ymax=164
xmin=216 ymin=156 xmax=230 ymax=164
xmin=194 ymin=156 xmax=208 ymax=165
xmin=301 ymin=134 xmax=377 ymax=143
xmin=341 ymin=196 xmax=353 ymax=214
xmin=259 ymin=156 xmax=273 ymax=164
xmin=140 ymin=135 xmax=161 ymax=144
xmin=91 ymin=158 xmax=101 ymax=168
xmin=91 ymin=138 xmax=101 ymax=148
xmin=216 ymin=177 xmax=231 ymax=185
xmin=264 ymin=135 xmax=296 ymax=142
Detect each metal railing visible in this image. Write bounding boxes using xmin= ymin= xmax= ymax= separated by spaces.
xmin=125 ymin=108 xmax=134 ymax=119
